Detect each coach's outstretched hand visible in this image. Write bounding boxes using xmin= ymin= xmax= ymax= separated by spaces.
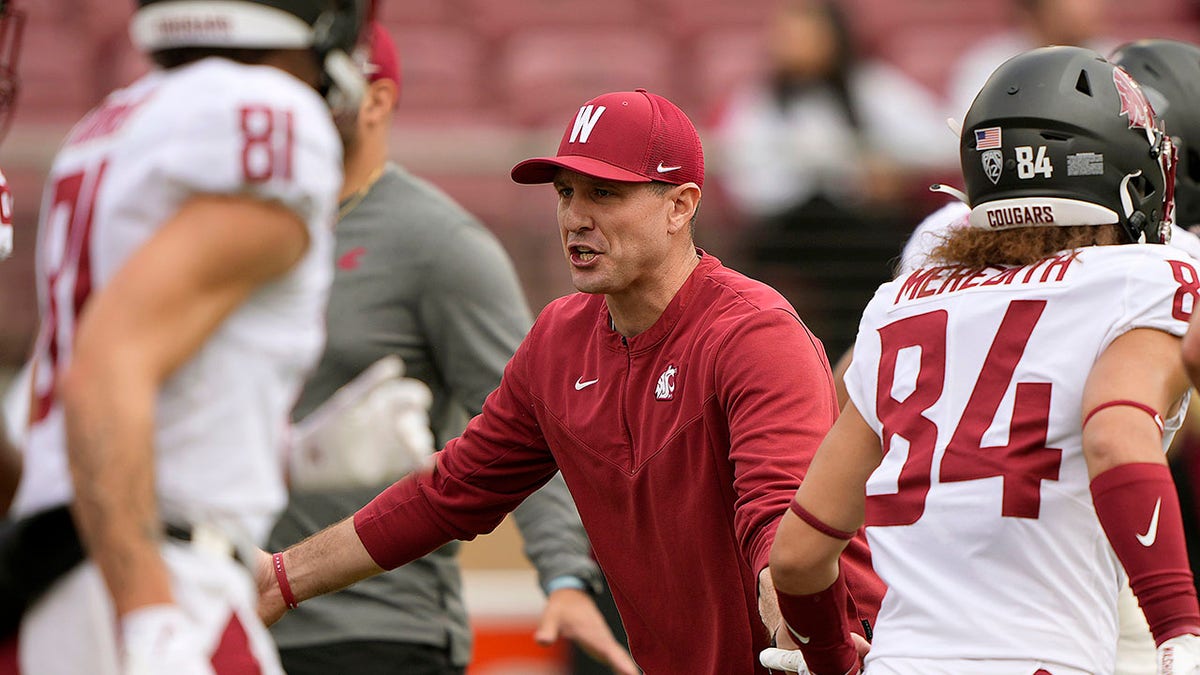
xmin=534 ymin=587 xmax=639 ymax=674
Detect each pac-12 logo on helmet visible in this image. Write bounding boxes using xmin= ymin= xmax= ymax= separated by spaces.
xmin=982 ymin=149 xmax=1003 ymax=184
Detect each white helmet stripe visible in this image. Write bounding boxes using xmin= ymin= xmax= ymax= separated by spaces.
xmin=968 ymin=197 xmax=1120 ymax=230
xmin=131 ymin=1 xmax=315 ymax=51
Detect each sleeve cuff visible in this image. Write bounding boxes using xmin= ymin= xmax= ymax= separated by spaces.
xmin=544 ymin=575 xmax=590 ymax=595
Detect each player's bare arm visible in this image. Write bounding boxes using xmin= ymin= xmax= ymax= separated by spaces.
xmin=1183 ymin=312 xmax=1200 ymax=391
xmin=766 ymin=402 xmax=881 ymax=674
xmin=256 ymin=515 xmax=383 ymax=626
xmin=770 ymin=402 xmax=882 ymax=596
xmin=1083 ymin=326 xmax=1200 ymax=665
xmin=62 ymin=194 xmax=309 ymax=616
xmin=1082 ymin=327 xmax=1190 ymax=476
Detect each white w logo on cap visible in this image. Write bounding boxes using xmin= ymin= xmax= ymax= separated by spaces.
xmin=569 ymin=105 xmax=606 ymax=143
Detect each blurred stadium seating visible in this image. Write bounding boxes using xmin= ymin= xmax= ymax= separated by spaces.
xmin=2 ymin=0 xmax=1196 ymax=341
xmin=4 ymin=0 xmax=1197 ymax=365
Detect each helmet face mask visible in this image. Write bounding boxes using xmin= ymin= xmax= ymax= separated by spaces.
xmin=959 ymin=46 xmax=1174 ymax=244
xmin=131 ymin=0 xmax=367 ymax=111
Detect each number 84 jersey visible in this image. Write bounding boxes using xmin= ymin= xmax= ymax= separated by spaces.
xmin=15 ymin=57 xmax=341 ymax=543
xmin=844 ymin=244 xmax=1196 ymax=673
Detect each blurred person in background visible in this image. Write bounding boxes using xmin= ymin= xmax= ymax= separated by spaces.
xmin=255 ymin=88 xmax=885 ymax=675
xmin=267 ymin=22 xmax=636 ymax=675
xmin=0 ymin=0 xmax=363 ymax=672
xmin=713 ymin=0 xmax=953 ymax=357
xmin=947 ymin=0 xmax=1113 ymax=120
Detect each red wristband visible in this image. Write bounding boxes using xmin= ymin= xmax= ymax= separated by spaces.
xmin=273 ymin=552 xmax=299 ymax=610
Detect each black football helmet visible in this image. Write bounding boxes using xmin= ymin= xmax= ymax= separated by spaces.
xmin=1111 ymin=39 xmax=1200 ymax=229
xmin=130 ymin=0 xmax=367 ymax=110
xmin=0 ymin=0 xmax=24 ymax=143
xmin=960 ymin=46 xmax=1174 ymax=244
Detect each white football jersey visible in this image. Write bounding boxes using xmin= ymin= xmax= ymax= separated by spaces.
xmin=14 ymin=58 xmax=341 ymax=543
xmin=845 ymin=244 xmax=1196 ymax=673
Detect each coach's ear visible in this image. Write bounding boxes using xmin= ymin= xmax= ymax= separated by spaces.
xmin=666 ymin=182 xmax=700 ymax=235
xmin=360 ymin=78 xmax=398 ymax=126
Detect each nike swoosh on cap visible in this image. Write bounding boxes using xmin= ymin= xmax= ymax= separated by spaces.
xmin=575 ymin=377 xmax=599 ymax=390
xmin=656 ymin=162 xmax=682 ymax=173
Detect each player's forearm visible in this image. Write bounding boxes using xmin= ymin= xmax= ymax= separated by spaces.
xmin=62 ymin=363 xmax=173 ymax=616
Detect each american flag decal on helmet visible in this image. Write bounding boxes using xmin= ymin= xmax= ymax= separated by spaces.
xmin=975 ymin=127 xmax=1002 ymax=150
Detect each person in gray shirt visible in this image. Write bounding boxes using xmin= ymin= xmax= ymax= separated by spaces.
xmin=268 ymin=23 xmax=637 ymax=675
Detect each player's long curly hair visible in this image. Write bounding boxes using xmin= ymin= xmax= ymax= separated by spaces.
xmin=928 ymin=223 xmax=1126 ymax=269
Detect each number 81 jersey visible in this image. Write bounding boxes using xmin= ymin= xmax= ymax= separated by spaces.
xmin=15 ymin=57 xmax=341 ymax=542
xmin=844 ymin=244 xmax=1196 ymax=673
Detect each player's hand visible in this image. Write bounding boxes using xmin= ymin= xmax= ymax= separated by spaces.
xmin=534 ymin=588 xmax=639 ymax=675
xmin=761 ymin=632 xmax=869 ymax=674
xmin=289 ymin=355 xmax=435 ymax=492
xmin=759 ymin=647 xmax=865 ymax=675
xmin=253 ymin=548 xmax=288 ymax=627
xmin=1159 ymin=633 xmax=1200 ymax=674
xmin=760 ymin=647 xmax=809 ymax=673
xmin=120 ymin=604 xmax=209 ymax=675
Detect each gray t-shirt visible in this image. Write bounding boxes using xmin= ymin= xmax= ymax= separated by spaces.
xmin=268 ymin=164 xmax=600 ymax=664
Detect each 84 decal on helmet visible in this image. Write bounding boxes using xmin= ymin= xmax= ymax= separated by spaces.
xmin=953 ymin=46 xmax=1176 ymax=243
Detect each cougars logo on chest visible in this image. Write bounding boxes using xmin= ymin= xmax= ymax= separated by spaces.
xmin=654 ymin=364 xmax=677 ymax=401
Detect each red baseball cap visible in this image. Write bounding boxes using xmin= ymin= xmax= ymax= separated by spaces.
xmin=363 ymin=22 xmax=401 ymax=91
xmin=511 ymin=89 xmax=704 ymax=189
